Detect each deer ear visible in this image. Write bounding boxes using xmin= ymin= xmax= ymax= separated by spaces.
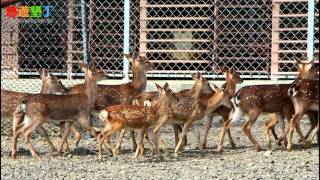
xmin=155 ymin=83 xmax=162 ymax=92
xmin=212 ymin=66 xmax=226 ymax=73
xmin=79 ymin=63 xmax=87 ymax=72
xmin=40 ymin=68 xmax=49 ymax=78
xmin=163 ymin=82 xmax=169 ymax=90
xmin=139 ymin=54 xmax=146 ymax=61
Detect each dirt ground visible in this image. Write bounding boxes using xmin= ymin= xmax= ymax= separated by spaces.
xmin=1 ymin=116 xmax=319 ymax=179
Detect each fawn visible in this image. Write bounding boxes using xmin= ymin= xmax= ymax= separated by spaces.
xmin=216 ymin=58 xmax=318 ymax=153
xmin=11 ymin=63 xmax=105 ymax=160
xmin=97 ymin=83 xmax=178 ymax=160
xmin=68 ymin=52 xmax=154 ymax=151
xmin=200 ymin=68 xmax=243 ymax=149
xmin=134 ymin=72 xmax=213 ymax=147
xmin=285 ymin=79 xmax=319 ymax=151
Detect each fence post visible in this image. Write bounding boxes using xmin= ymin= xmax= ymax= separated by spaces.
xmin=123 ymin=0 xmax=130 ymax=82
xmin=67 ymin=0 xmax=74 ymax=79
xmin=271 ymin=2 xmax=280 ymax=80
xmin=140 ymin=0 xmax=147 ymax=56
xmin=307 ymin=0 xmax=315 ymax=62
xmin=81 ymin=0 xmax=89 ymax=65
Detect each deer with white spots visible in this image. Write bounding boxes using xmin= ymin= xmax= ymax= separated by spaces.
xmin=200 ymin=68 xmax=243 ymax=149
xmin=11 ymin=63 xmax=105 ymax=160
xmin=133 ymin=72 xmax=213 ymax=148
xmin=216 ymin=58 xmax=319 ymax=153
xmin=285 ymin=79 xmax=319 ymax=151
xmin=97 ymin=83 xmax=178 ymax=161
xmin=68 ymin=52 xmax=154 ymax=152
xmin=1 ymin=68 xmax=79 ymax=155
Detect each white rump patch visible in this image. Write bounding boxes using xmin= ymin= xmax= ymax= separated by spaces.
xmin=230 ymin=106 xmax=245 ymax=126
xmin=143 ymin=100 xmax=151 ymax=107
xmin=99 ymin=110 xmax=108 ymax=121
xmin=23 ymin=115 xmax=32 ymax=127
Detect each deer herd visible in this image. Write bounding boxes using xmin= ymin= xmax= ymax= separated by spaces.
xmin=1 ymin=52 xmax=319 ymax=161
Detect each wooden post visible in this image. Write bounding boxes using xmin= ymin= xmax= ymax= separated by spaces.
xmin=271 ymin=1 xmax=280 ymax=80
xmin=140 ymin=0 xmax=147 ymax=56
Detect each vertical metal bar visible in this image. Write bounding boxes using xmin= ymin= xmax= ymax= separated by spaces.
xmin=307 ymin=0 xmax=315 ymax=62
xmin=81 ymin=0 xmax=89 ymax=65
xmin=123 ymin=0 xmax=130 ymax=81
xmin=271 ymin=2 xmax=280 ymax=80
xmin=67 ymin=0 xmax=74 ymax=79
xmin=140 ymin=0 xmax=147 ymax=56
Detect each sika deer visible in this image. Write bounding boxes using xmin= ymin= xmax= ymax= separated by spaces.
xmin=172 ymin=83 xmax=234 ymax=154
xmin=285 ymin=79 xmax=319 ymax=151
xmin=39 ymin=69 xmax=81 ymax=150
xmin=201 ymin=68 xmax=243 ymax=149
xmin=134 ymin=72 xmax=213 ymax=148
xmin=97 ymin=83 xmax=178 ymax=160
xmin=216 ymin=58 xmax=318 ymax=153
xmin=1 ymin=69 xmax=72 ymax=154
xmin=11 ymin=63 xmax=105 ymax=160
xmin=68 ymin=52 xmax=153 ymax=151
xmin=263 ymin=58 xmax=319 ymax=148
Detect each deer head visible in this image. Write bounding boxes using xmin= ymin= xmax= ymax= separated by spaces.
xmin=125 ymin=52 xmax=154 ymax=72
xmin=79 ymin=62 xmax=106 ymax=82
xmin=39 ymin=68 xmax=68 ymax=95
xmin=191 ymin=72 xmax=213 ymax=94
xmin=209 ymin=83 xmax=233 ymax=109
xmin=296 ymin=55 xmax=319 ymax=80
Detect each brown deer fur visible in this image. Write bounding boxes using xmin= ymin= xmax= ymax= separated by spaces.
xmin=11 ymin=64 xmax=105 ymax=160
xmin=68 ymin=53 xmax=153 ymax=151
xmin=286 ymin=79 xmax=319 ymax=151
xmin=97 ymin=83 xmax=178 ymax=160
xmin=216 ymin=60 xmax=319 ymax=153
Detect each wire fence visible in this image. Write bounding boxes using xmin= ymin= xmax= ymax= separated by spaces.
xmin=1 ymin=0 xmax=319 ymax=92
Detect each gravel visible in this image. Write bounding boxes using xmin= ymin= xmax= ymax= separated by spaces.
xmin=1 ymin=115 xmax=319 ymax=179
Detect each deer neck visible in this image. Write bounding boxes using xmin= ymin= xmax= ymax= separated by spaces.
xmin=206 ymin=92 xmax=224 ymax=113
xmin=131 ymin=67 xmax=147 ymax=93
xmin=225 ymin=79 xmax=236 ymax=97
xmin=84 ymin=75 xmax=98 ymax=109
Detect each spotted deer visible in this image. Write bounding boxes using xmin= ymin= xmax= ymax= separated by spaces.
xmin=39 ymin=69 xmax=81 ymax=150
xmin=97 ymin=83 xmax=179 ymax=161
xmin=201 ymin=68 xmax=243 ymax=149
xmin=11 ymin=63 xmax=105 ymax=160
xmin=132 ymin=72 xmax=212 ymax=148
xmin=216 ymin=58 xmax=319 ymax=153
xmin=171 ymin=82 xmax=234 ymax=154
xmin=1 ymin=69 xmax=74 ymax=154
xmin=68 ymin=52 xmax=153 ymax=151
xmin=285 ymin=79 xmax=319 ymax=151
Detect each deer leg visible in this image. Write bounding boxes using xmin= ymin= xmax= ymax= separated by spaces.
xmin=36 ymin=126 xmax=56 ymax=153
xmin=264 ymin=113 xmax=281 ymax=149
xmin=11 ymin=112 xmax=25 ymax=160
xmin=130 ymin=130 xmax=137 ymax=151
xmin=59 ymin=122 xmax=70 ymax=152
xmin=191 ymin=124 xmax=202 ymax=150
xmin=22 ymin=118 xmax=43 ymax=160
xmin=144 ymin=132 xmax=156 ymax=154
xmin=287 ymin=112 xmax=304 ymax=151
xmin=70 ymin=124 xmax=81 ymax=147
xmin=174 ymin=120 xmax=193 ymax=154
xmin=202 ymin=115 xmax=213 ymax=149
xmin=173 ymin=124 xmax=180 ymax=147
xmin=134 ymin=127 xmax=146 ymax=158
xmin=57 ymin=122 xmax=72 ymax=156
xmin=115 ymin=129 xmax=127 ymax=154
xmin=243 ymin=110 xmax=262 ymax=152
xmin=77 ymin=115 xmax=98 ymax=141
xmin=216 ymin=119 xmax=231 ymax=153
xmin=306 ymin=120 xmax=319 ymax=145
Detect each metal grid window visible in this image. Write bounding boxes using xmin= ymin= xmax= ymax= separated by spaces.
xmin=1 ymin=0 xmax=319 ymax=92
